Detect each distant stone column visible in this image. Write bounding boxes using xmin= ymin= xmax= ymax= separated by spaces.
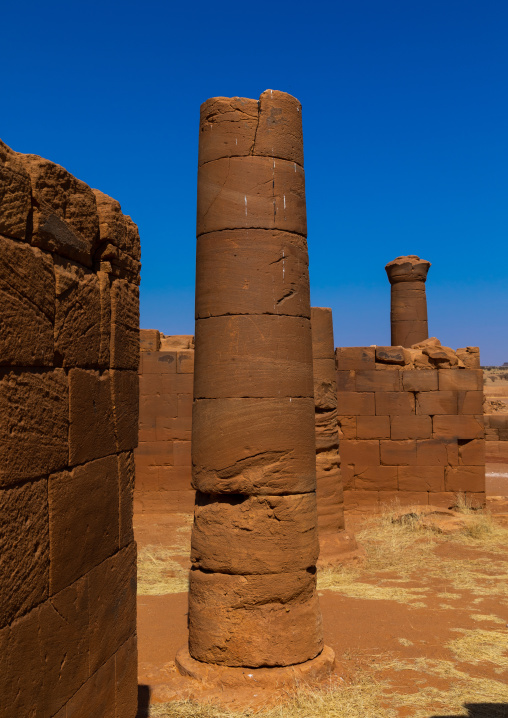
xmin=178 ymin=90 xmax=333 ymax=676
xmin=385 ymin=255 xmax=431 ymax=347
xmin=311 ymin=307 xmax=362 ymax=565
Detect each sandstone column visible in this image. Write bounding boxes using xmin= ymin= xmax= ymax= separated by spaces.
xmin=311 ymin=307 xmax=361 ymax=564
xmin=180 ymin=90 xmax=332 ymax=674
xmin=385 ymin=255 xmax=431 ymax=347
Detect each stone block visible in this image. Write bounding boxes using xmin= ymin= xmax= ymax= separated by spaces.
xmin=428 ymin=492 xmax=457 ymax=509
xmin=336 ymin=370 xmax=356 ymax=391
xmin=134 ymin=464 xmax=160 ymax=492
xmin=197 ymin=156 xmax=307 ymax=237
xmin=198 ymin=96 xmax=259 ymax=165
xmin=337 ymin=416 xmax=357 ymax=439
xmin=337 ymin=391 xmax=375 ymax=415
xmin=192 ymin=397 xmax=316 ymax=494
xmin=0 ymin=369 xmax=68 ymax=486
xmin=375 ymin=391 xmax=415 ymax=415
xmin=438 ymin=369 xmax=483 ymax=391
xmin=158 ymin=465 xmax=193 ymax=491
xmin=254 ymin=90 xmax=304 ymax=164
xmin=398 ymin=466 xmax=445 ymax=492
xmin=445 ymin=466 xmax=485 ymax=493
xmin=0 ymin=237 xmax=54 ymax=366
xmin=355 ymin=369 xmax=401 ymax=391
xmin=417 ymin=439 xmax=457 ymax=466
xmin=134 ymin=489 xmax=196 ymax=513
xmin=140 ymin=329 xmax=160 ymax=352
xmin=93 ymin=188 xmax=141 ymax=260
xmin=98 ymin=270 xmax=111 ymax=368
xmin=88 ymin=543 xmax=137 ymax=675
xmin=49 ymin=456 xmax=119 ymax=593
xmin=380 ymin=440 xmax=417 ymax=465
xmin=391 ymin=414 xmax=432 ymax=440
xmin=356 ymin=415 xmax=390 ymax=439
xmin=336 ymin=346 xmax=375 ymax=371
xmin=140 ymin=350 xmax=177 ymax=374
xmin=66 ymin=655 xmax=116 ymax=718
xmin=458 ymin=439 xmax=485 ymax=466
xmin=115 ymin=633 xmax=138 ymax=718
xmin=457 ymin=390 xmax=483 ymax=415
xmin=416 ymin=391 xmax=457 ymax=415
xmin=194 ymin=315 xmax=313 ymax=399
xmin=402 ymin=369 xmax=438 ymax=392
xmin=21 ymin=153 xmax=99 ymax=253
xmin=110 ymin=279 xmax=139 ymax=370
xmin=433 ymin=415 xmax=484 ymax=440
xmin=0 ymin=141 xmax=31 ymax=240
xmin=177 ymin=393 xmax=193 ymax=418
xmin=188 ymin=569 xmax=322 ymax=667
xmin=155 ymin=416 xmax=191 ymax=442
xmin=196 ymin=230 xmax=310 ymax=319
xmin=177 ymin=349 xmax=194 ymax=374
xmin=486 ymin=414 xmax=508 ymax=430
xmin=386 ymin=490 xmax=430 ymax=506
xmin=456 ymin=347 xmax=480 ymax=369
xmin=119 ymin=452 xmax=135 ymax=549
xmin=173 ymin=440 xmax=192 ymax=466
xmin=54 ymin=258 xmax=101 ymax=366
xmin=354 ymin=464 xmax=398 ymax=490
xmin=340 ymin=439 xmax=380 ymax=465
xmin=32 ymin=207 xmax=93 ymax=268
xmin=191 ymin=493 xmax=319 ymax=574
xmin=112 ymin=370 xmax=139 ymax=452
xmin=0 ymin=478 xmax=48 ymax=629
xmin=343 ymin=489 xmax=379 ymax=511
xmin=375 ymin=346 xmax=405 ymax=364
xmin=69 ymin=369 xmax=116 ymax=466
xmin=135 ymin=440 xmax=174 ymax=467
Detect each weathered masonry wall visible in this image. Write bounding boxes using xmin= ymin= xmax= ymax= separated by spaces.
xmin=134 ymin=330 xmax=194 ymax=513
xmin=0 ymin=140 xmax=139 ymax=717
xmin=336 ymin=341 xmax=485 ymax=511
xmin=484 ymin=414 xmax=508 ymax=464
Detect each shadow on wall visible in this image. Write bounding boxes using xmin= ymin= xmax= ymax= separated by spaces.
xmin=431 ymin=705 xmax=508 ymax=718
xmin=136 ymin=685 xmax=150 ymax=718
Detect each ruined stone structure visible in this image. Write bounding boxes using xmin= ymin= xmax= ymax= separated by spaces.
xmin=386 ymin=255 xmax=431 ymax=347
xmin=177 ymin=90 xmax=332 ymax=678
xmin=135 ymin=330 xmax=194 ymax=513
xmin=336 ymin=340 xmax=485 ymax=511
xmin=0 ymin=140 xmax=139 ymax=717
xmin=484 ymin=414 xmax=508 ymax=464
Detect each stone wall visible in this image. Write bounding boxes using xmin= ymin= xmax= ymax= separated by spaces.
xmin=0 ymin=140 xmax=139 ymax=717
xmin=484 ymin=414 xmax=508 ymax=464
xmin=336 ymin=340 xmax=485 ymax=512
xmin=134 ymin=330 xmax=194 ymax=513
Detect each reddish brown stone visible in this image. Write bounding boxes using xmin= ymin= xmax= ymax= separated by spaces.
xmin=67 ymin=655 xmax=116 ymax=718
xmin=194 ymin=314 xmax=313 ymax=399
xmin=112 ymin=370 xmax=139 ymax=451
xmin=118 ymin=452 xmax=135 ymax=548
xmin=0 ymin=369 xmax=68 ymax=486
xmin=0 ymin=237 xmax=54 ymax=366
xmin=416 ymin=390 xmax=457 ymax=415
xmin=337 ymin=391 xmax=375 ymax=415
xmin=354 ymin=465 xmax=398 ymax=490
xmin=93 ymin=189 xmax=141 ymax=260
xmin=191 ymin=493 xmax=319 ymax=574
xmin=417 ymin=439 xmax=457 ymax=466
xmin=140 ymin=328 xmax=161 ymax=352
xmin=375 ymin=391 xmax=415 ymax=415
xmin=457 ymin=390 xmax=483 ymax=415
xmin=177 ymin=349 xmax=194 ymax=374
xmin=402 ymin=369 xmax=438 ymax=392
xmin=88 ymin=543 xmax=137 ymax=674
xmin=336 ymin=369 xmax=356 ymax=391
xmin=375 ymin=346 xmax=405 ymax=365
xmin=192 ymin=397 xmax=316 ymax=494
xmin=198 ymin=96 xmax=259 ymax=165
xmin=380 ymin=440 xmax=417 ymax=466
xmin=69 ymin=369 xmax=116 ymax=466
xmin=338 ymin=416 xmax=357 ymax=439
xmin=356 ymin=369 xmax=401 ymax=391
xmin=54 ymin=257 xmax=101 ymax=366
xmin=456 ymin=347 xmax=480 ymax=369
xmin=110 ymin=278 xmax=139 ymax=370
xmin=197 ymin=155 xmax=306 ymax=237
xmin=336 ymin=346 xmax=375 ymax=370
xmin=98 ymin=270 xmax=111 ymax=367
xmin=445 ymin=466 xmax=485 ymax=493
xmin=115 ymin=633 xmax=138 ymax=718
xmin=340 ymin=439 xmax=380 ymax=465
xmin=140 ymin=350 xmax=177 ymax=374
xmin=391 ymin=414 xmax=432 ymax=440
xmin=188 ymin=569 xmax=323 ymax=667
xmin=432 ymin=415 xmax=484 ymax=440
xmin=196 ymin=230 xmax=310 ymax=319
xmin=0 ymin=478 xmax=49 ymax=629
xmin=49 ymin=456 xmax=119 ymax=593
xmin=356 ymin=415 xmax=391 ymax=439
xmin=254 ymin=90 xmax=304 ymax=165
xmin=0 ymin=140 xmax=32 ymax=240
xmin=458 ymin=439 xmax=485 ymax=466
xmin=438 ymin=369 xmax=482 ymax=391
xmin=385 ymin=255 xmax=431 ymax=347
xmin=398 ymin=466 xmax=445 ymax=492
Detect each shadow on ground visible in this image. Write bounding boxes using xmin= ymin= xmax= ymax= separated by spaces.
xmin=136 ymin=684 xmax=151 ymax=718
xmin=432 ymin=704 xmax=508 ymax=718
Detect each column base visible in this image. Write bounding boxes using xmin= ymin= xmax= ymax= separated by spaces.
xmin=176 ymin=644 xmax=335 ymax=688
xmin=318 ymin=530 xmax=365 ymax=567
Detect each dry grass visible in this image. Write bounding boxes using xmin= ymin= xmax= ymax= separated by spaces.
xmin=137 ymin=520 xmax=192 ymax=595
xmin=448 ymin=628 xmax=508 ymax=669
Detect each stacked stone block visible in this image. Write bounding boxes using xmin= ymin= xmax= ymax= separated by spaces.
xmin=187 ymin=90 xmax=325 ymax=669
xmin=0 ymin=140 xmax=139 ymax=717
xmin=134 ymin=331 xmax=194 ymax=513
xmin=336 ymin=340 xmax=485 ymax=511
xmin=385 ymin=255 xmax=431 ymax=347
xmin=484 ymin=414 xmax=508 ymax=464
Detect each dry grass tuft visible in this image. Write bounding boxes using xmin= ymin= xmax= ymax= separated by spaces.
xmin=137 ymin=545 xmax=190 ymax=594
xmin=448 ymin=628 xmax=508 ymax=669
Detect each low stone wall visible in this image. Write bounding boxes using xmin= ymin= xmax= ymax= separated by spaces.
xmin=336 ymin=340 xmax=485 ymax=512
xmin=484 ymin=414 xmax=508 ymax=463
xmin=134 ymin=330 xmax=194 ymax=512
xmin=0 ymin=140 xmax=139 ymax=716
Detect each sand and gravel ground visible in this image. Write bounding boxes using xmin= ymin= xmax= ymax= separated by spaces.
xmin=135 ymin=490 xmax=508 ymax=718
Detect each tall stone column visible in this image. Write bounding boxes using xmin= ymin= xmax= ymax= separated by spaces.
xmin=178 ymin=90 xmax=333 ymax=679
xmin=385 ymin=255 xmax=431 ymax=347
xmin=311 ymin=307 xmax=362 ymax=565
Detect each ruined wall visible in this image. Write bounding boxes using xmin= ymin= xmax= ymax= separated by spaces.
xmin=336 ymin=340 xmax=485 ymax=511
xmin=484 ymin=414 xmax=508 ymax=464
xmin=0 ymin=140 xmax=139 ymax=717
xmin=134 ymin=330 xmax=194 ymax=513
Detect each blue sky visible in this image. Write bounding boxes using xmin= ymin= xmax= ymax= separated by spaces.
xmin=2 ymin=1 xmax=507 ymax=363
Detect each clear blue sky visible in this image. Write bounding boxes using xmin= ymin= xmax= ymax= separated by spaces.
xmin=2 ymin=1 xmax=507 ymax=363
